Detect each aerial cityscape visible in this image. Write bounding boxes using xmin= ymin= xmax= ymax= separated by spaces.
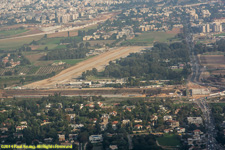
xmin=0 ymin=0 xmax=225 ymax=150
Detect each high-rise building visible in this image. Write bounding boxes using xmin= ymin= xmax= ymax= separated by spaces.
xmin=202 ymin=25 xmax=206 ymax=33
xmin=206 ymin=24 xmax=210 ymax=33
xmin=212 ymin=23 xmax=221 ymax=32
xmin=219 ymin=24 xmax=223 ymax=32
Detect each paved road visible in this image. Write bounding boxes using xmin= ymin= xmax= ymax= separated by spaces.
xmin=127 ymin=135 xmax=133 ymax=150
xmin=187 ymin=34 xmax=225 ymax=150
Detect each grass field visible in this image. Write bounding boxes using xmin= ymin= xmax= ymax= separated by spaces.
xmin=0 ymin=28 xmax=28 ymax=38
xmin=157 ymin=134 xmax=181 ymax=147
xmin=36 ymin=37 xmax=64 ymax=50
xmin=36 ymin=36 xmax=82 ymax=50
xmin=0 ymin=35 xmax=43 ymax=50
xmin=127 ymin=32 xmax=177 ymax=45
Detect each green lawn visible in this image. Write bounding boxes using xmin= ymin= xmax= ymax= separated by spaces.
xmin=128 ymin=32 xmax=176 ymax=45
xmin=157 ymin=134 xmax=181 ymax=147
xmin=0 ymin=28 xmax=28 ymax=38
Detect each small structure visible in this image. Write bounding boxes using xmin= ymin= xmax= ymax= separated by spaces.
xmin=89 ymin=135 xmax=103 ymax=143
xmin=187 ymin=117 xmax=203 ymax=125
xmin=58 ymin=134 xmax=65 ymax=142
xmin=191 ymin=88 xmax=210 ymax=95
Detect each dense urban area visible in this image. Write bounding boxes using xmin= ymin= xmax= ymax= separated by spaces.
xmin=1 ymin=0 xmax=225 ymax=150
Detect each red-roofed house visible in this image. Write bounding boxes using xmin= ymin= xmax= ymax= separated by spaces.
xmin=110 ymin=111 xmax=117 ymax=116
xmin=193 ymin=129 xmax=201 ymax=135
xmin=112 ymin=121 xmax=118 ymax=130
xmin=164 ymin=129 xmax=170 ymax=133
xmin=16 ymin=126 xmax=27 ymax=132
xmin=134 ymin=124 xmax=143 ymax=130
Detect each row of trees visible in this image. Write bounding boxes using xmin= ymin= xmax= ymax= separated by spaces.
xmin=194 ymin=39 xmax=225 ymax=54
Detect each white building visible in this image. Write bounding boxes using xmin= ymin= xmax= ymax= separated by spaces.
xmin=187 ymin=117 xmax=203 ymax=124
xmin=89 ymin=135 xmax=103 ymax=143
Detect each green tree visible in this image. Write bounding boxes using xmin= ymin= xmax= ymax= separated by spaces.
xmin=78 ymin=131 xmax=89 ymax=143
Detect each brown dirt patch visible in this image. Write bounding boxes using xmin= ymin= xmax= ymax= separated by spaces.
xmin=34 ymin=61 xmax=53 ymax=66
xmin=166 ymin=28 xmax=181 ymax=34
xmin=187 ymin=82 xmax=206 ymax=89
xmin=30 ymin=45 xmax=41 ymax=50
xmin=25 ymin=53 xmax=46 ymax=63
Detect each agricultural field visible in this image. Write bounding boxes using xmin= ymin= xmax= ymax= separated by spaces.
xmin=24 ymin=52 xmax=46 ymax=63
xmin=199 ymin=54 xmax=225 ymax=82
xmin=0 ymin=66 xmax=39 ymax=76
xmin=0 ymin=65 xmax=67 ymax=87
xmin=0 ymin=35 xmax=43 ymax=50
xmin=0 ymin=28 xmax=29 ymax=38
xmin=156 ymin=134 xmax=181 ymax=147
xmin=127 ymin=31 xmax=177 ymax=45
xmin=35 ymin=66 xmax=67 ymax=75
xmin=199 ymin=55 xmax=225 ymax=69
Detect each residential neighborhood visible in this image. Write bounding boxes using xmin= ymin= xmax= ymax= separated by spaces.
xmin=0 ymin=94 xmax=217 ymax=149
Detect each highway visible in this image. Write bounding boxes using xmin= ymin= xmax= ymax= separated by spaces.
xmin=187 ymin=33 xmax=225 ymax=150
